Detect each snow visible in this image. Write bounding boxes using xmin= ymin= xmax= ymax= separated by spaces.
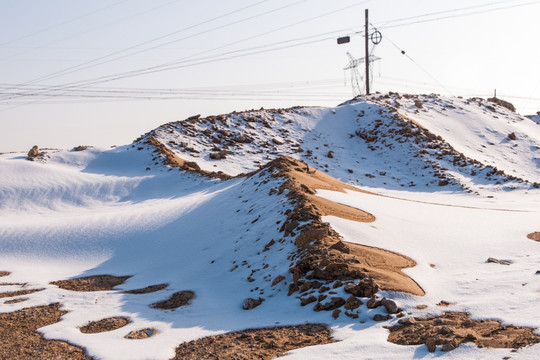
xmin=393 ymin=95 xmax=540 ymax=183
xmin=149 ymin=94 xmax=539 ymax=194
xmin=1 ymin=94 xmax=539 ymax=359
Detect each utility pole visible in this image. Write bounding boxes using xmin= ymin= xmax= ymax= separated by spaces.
xmin=365 ymin=9 xmax=370 ymax=95
xmin=337 ymin=9 xmax=381 ymax=96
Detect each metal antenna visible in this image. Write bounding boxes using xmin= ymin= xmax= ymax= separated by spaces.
xmin=343 ymin=52 xmax=364 ymax=97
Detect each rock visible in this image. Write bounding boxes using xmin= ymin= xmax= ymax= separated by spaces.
xmin=300 ymin=295 xmax=317 ymax=306
xmin=73 ymin=145 xmax=90 ymax=151
xmin=183 ymin=161 xmax=201 ymax=171
xmin=332 ymin=309 xmax=341 ymax=319
xmin=381 ymin=298 xmax=399 ymax=314
xmin=487 ymin=97 xmax=516 ymax=112
xmin=344 ymin=295 xmax=363 ymax=310
xmin=508 ymin=132 xmax=517 ymax=141
xmin=263 ymin=239 xmax=275 ymax=252
xmin=27 ymin=145 xmax=39 ymax=159
xmin=441 ymin=340 xmax=457 ymax=352
xmin=300 ymin=184 xmax=315 ymax=195
xmin=313 ymin=297 xmax=345 ymax=311
xmin=272 ymin=138 xmax=284 ymax=145
xmin=272 ymin=275 xmax=285 ymax=286
xmin=439 ymin=326 xmax=455 ymax=335
xmin=398 ymin=317 xmax=416 ymax=325
xmin=438 ymin=179 xmax=449 ymax=186
xmin=329 ymin=241 xmax=350 ymax=254
xmin=366 ymin=296 xmax=381 ymax=309
xmin=487 ymin=257 xmax=511 ymax=265
xmin=288 ymin=283 xmax=299 ymax=296
xmin=234 ymin=134 xmax=251 ymax=143
xmin=373 ymin=314 xmax=392 ymax=321
xmin=425 ymin=337 xmax=437 ymax=352
xmin=242 ymin=297 xmax=264 ymax=310
xmin=414 ymin=100 xmax=423 ymax=108
xmin=327 ymin=151 xmax=334 ymax=158
xmin=425 ymin=132 xmax=436 ymax=141
xmin=344 ymin=279 xmax=379 ymax=298
xmin=209 ymin=152 xmax=221 ymax=160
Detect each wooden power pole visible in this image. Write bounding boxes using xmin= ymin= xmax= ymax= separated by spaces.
xmin=365 ymin=9 xmax=370 ymax=95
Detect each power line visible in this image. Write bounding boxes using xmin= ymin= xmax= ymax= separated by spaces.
xmin=371 ymin=23 xmax=454 ymax=96
xmin=62 ymin=0 xmax=368 ymax=87
xmin=1 ymin=1 xmax=366 ymax=106
xmin=2 ymin=0 xmax=271 ymax=88
xmin=0 ymin=0 xmax=131 ymax=48
xmin=0 ymin=29 xmax=352 ymax=109
xmin=377 ymin=0 xmax=540 ymax=29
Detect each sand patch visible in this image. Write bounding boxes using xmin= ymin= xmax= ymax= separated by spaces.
xmin=50 ymin=275 xmax=131 ymax=292
xmin=125 ymin=328 xmax=157 ymax=339
xmin=123 ymin=283 xmax=168 ymax=294
xmin=172 ymin=323 xmax=335 ymax=360
xmin=309 ymin=196 xmax=375 ymax=223
xmin=284 ymin=162 xmax=375 ymax=223
xmin=0 ymin=288 xmax=45 ymax=298
xmin=388 ymin=312 xmax=539 ymax=352
xmin=527 ymin=232 xmax=540 ymax=242
xmin=150 ymin=291 xmax=195 ymax=310
xmin=0 ymin=303 xmax=91 ymax=359
xmin=345 ymin=243 xmax=424 ymax=296
xmin=80 ymin=317 xmax=131 ymax=334
xmin=267 ymin=157 xmax=420 ymax=299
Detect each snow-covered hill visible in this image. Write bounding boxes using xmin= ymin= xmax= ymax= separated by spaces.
xmin=1 ymin=94 xmax=539 ymax=360
xmin=142 ymin=93 xmax=540 ymax=194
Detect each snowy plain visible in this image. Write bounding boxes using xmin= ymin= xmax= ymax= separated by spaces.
xmin=1 ymin=94 xmax=539 ymax=359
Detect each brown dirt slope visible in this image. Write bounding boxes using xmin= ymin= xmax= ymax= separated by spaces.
xmin=527 ymin=232 xmax=540 ymax=242
xmin=0 ymin=303 xmax=91 ymax=360
xmin=172 ymin=323 xmax=334 ymax=360
xmin=50 ymin=275 xmax=131 ymax=292
xmin=265 ymin=156 xmax=424 ymax=297
xmin=388 ymin=312 xmax=540 ymax=352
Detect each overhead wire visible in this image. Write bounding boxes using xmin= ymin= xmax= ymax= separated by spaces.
xmin=369 ymin=22 xmax=454 ymax=96
xmin=0 ymin=1 xmax=368 ymax=109
xmin=11 ymin=0 xmax=365 ymax=95
xmin=0 ymin=0 xmax=183 ymax=62
xmin=0 ymin=0 xmax=131 ymax=48
xmin=377 ymin=0 xmax=540 ymax=29
xmin=0 ymin=0 xmax=271 ymax=98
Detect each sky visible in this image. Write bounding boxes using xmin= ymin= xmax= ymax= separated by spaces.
xmin=1 ymin=0 xmax=539 ymax=152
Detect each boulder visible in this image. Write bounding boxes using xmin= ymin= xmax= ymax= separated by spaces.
xmin=373 ymin=314 xmax=392 ymax=321
xmin=425 ymin=337 xmax=437 ymax=352
xmin=242 ymin=297 xmax=264 ymax=310
xmin=27 ymin=145 xmax=39 ymax=159
xmin=344 ymin=278 xmax=379 ymax=298
xmin=381 ymin=298 xmax=399 ymax=314
xmin=344 ymin=295 xmax=363 ymax=310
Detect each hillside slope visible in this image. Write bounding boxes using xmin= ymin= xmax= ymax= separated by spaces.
xmin=142 ymin=93 xmax=539 ymax=194
xmin=1 ymin=94 xmax=539 ymax=360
